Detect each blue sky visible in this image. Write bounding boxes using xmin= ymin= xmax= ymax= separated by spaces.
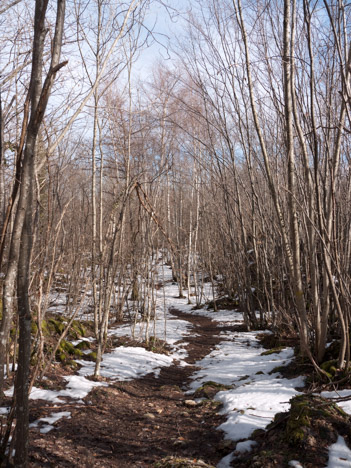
xmin=132 ymin=0 xmax=190 ymax=79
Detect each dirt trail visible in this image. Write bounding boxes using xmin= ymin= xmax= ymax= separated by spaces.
xmin=29 ymin=309 xmax=238 ymax=467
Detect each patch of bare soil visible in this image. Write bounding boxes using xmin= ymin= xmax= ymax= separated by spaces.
xmin=28 ymin=309 xmax=239 ymax=467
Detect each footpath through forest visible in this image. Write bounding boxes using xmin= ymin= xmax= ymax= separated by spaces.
xmin=3 ymin=264 xmax=351 ymax=467
xmin=29 ymin=308 xmax=232 ymax=467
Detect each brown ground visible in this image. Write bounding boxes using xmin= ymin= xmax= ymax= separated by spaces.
xmin=28 ymin=309 xmax=239 ymax=467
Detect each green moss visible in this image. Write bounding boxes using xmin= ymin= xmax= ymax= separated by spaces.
xmin=67 ymin=360 xmax=79 ymax=370
xmin=76 ymin=321 xmax=86 ymax=337
xmin=60 ymin=339 xmax=75 ymax=355
xmin=69 ymin=320 xmax=86 ymax=339
xmin=55 ymin=339 xmax=84 ymax=363
xmin=269 ymin=365 xmax=286 ymax=375
xmin=193 ymin=381 xmax=233 ymax=399
xmin=31 ymin=321 xmax=38 ymax=335
xmin=260 ymin=346 xmax=284 ymax=356
xmin=41 ymin=320 xmax=49 ymax=336
xmin=48 ymin=318 xmax=65 ymax=335
xmin=56 ymin=351 xmax=66 ymax=362
xmin=321 ymin=360 xmax=338 ymax=376
xmin=87 ymin=351 xmax=97 ymax=362
xmin=286 ymin=396 xmax=311 ymax=445
xmin=30 ymin=319 xmax=51 ymax=337
xmin=75 ymin=340 xmax=91 ymax=350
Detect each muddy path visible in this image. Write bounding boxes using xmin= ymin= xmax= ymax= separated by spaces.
xmin=29 ymin=309 xmax=239 ymax=467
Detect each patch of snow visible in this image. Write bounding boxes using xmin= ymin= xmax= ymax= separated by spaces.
xmin=190 ymin=329 xmax=304 ymax=442
xmin=109 ymin=314 xmax=193 ymax=361
xmin=58 ymin=375 xmax=107 ymax=399
xmin=216 ymin=451 xmax=234 ymax=468
xmin=321 ymin=390 xmax=351 ymax=415
xmin=216 ymin=375 xmax=304 ymax=441
xmin=189 ymin=332 xmax=295 ymax=389
xmin=30 ymin=411 xmax=71 ymax=434
xmin=71 ymin=337 xmax=95 ymax=346
xmin=77 ymin=346 xmax=174 ymax=381
xmin=235 ymin=439 xmax=257 ymax=453
xmin=327 ymin=435 xmax=351 ymax=467
xmin=186 ymin=308 xmax=242 ymax=326
xmin=288 ymin=461 xmax=303 ymax=468
xmin=29 ymin=387 xmax=65 ymax=403
xmin=40 ymin=425 xmax=54 ymax=434
xmin=4 ymin=386 xmax=13 ymax=397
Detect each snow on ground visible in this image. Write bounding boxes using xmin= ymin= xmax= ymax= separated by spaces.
xmin=187 ymin=317 xmax=304 ymax=467
xmin=189 ymin=331 xmax=295 ymax=388
xmin=327 ymin=436 xmax=351 ymax=467
xmin=76 ymin=265 xmax=199 ymax=382
xmin=184 ymin=307 xmax=243 ymax=326
xmin=109 ymin=313 xmax=193 ymax=363
xmin=77 ymin=346 xmax=175 ymax=380
xmin=321 ymin=389 xmax=351 ymax=415
xmin=288 ymin=462 xmax=303 ymax=468
xmin=216 ymin=374 xmax=304 ymax=441
xmin=30 ymin=411 xmax=71 ymax=434
xmin=5 ymin=375 xmax=107 ymax=403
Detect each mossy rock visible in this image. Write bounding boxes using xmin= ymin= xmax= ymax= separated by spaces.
xmin=31 ymin=320 xmax=50 ymax=337
xmin=67 ymin=360 xmax=79 ymax=370
xmin=285 ymin=395 xmax=312 ymax=444
xmin=56 ymin=339 xmax=83 ymax=362
xmin=48 ymin=318 xmax=65 ymax=335
xmin=75 ymin=340 xmax=91 ymax=350
xmin=268 ymin=365 xmax=286 ymax=375
xmin=240 ymin=395 xmax=351 ymax=467
xmin=56 ymin=351 xmax=67 ymax=363
xmin=60 ymin=339 xmax=76 ymax=355
xmin=41 ymin=320 xmax=50 ymax=336
xmin=69 ymin=320 xmax=86 ymax=339
xmin=284 ymin=395 xmax=349 ymax=446
xmin=193 ymin=381 xmax=233 ymax=399
xmin=320 ymin=360 xmax=338 ymax=377
xmin=260 ymin=346 xmax=284 ymax=356
xmin=86 ymin=351 xmax=97 ymax=362
xmin=31 ymin=321 xmax=38 ymax=335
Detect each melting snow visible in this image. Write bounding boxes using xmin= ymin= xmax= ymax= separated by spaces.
xmin=327 ymin=436 xmax=351 ymax=467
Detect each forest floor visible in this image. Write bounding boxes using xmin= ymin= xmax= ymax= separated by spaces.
xmin=3 ymin=266 xmax=351 ymax=467
xmin=28 ymin=309 xmax=237 ymax=467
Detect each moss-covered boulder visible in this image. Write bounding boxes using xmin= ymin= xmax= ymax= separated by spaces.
xmin=55 ymin=339 xmax=84 ymax=363
xmin=86 ymin=351 xmax=97 ymax=362
xmin=193 ymin=381 xmax=233 ymax=400
xmin=68 ymin=320 xmax=86 ymax=339
xmin=48 ymin=317 xmax=65 ymax=335
xmin=320 ymin=360 xmax=338 ymax=379
xmin=239 ymin=394 xmax=351 ymax=467
xmin=75 ymin=339 xmax=91 ymax=350
xmin=260 ymin=346 xmax=284 ymax=356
